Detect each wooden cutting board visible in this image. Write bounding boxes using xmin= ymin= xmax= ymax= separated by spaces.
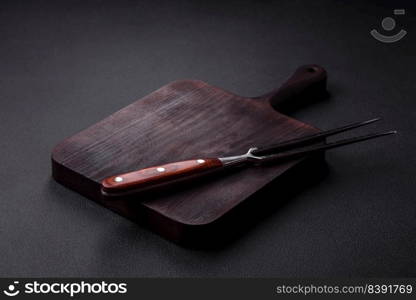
xmin=52 ymin=65 xmax=328 ymax=246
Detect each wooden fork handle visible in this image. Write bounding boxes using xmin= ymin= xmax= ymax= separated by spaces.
xmin=101 ymin=158 xmax=223 ymax=196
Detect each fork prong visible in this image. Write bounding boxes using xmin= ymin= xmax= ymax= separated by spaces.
xmin=258 ymin=130 xmax=397 ymax=163
xmin=253 ymin=118 xmax=381 ymax=156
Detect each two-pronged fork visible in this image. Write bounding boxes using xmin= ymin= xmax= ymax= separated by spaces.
xmin=101 ymin=118 xmax=396 ymax=197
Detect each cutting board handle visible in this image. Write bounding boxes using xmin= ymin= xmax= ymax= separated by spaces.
xmin=261 ymin=64 xmax=327 ymax=113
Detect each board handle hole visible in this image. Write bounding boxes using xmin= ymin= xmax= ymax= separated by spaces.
xmin=306 ymin=67 xmax=318 ymax=73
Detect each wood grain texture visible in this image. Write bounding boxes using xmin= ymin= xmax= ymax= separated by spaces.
xmin=51 ymin=65 xmax=328 ymax=245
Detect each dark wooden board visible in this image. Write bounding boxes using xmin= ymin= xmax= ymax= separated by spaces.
xmin=52 ymin=65 xmax=328 ymax=246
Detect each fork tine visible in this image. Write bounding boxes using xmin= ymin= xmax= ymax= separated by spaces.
xmin=253 ymin=118 xmax=381 ymax=156
xmin=259 ymin=130 xmax=397 ymax=163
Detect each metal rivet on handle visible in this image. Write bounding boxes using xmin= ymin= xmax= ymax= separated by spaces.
xmin=197 ymin=159 xmax=205 ymax=164
xmin=114 ymin=176 xmax=123 ymax=182
xmin=156 ymin=167 xmax=166 ymax=172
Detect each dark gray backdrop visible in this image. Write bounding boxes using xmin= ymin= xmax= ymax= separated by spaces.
xmin=0 ymin=0 xmax=415 ymax=277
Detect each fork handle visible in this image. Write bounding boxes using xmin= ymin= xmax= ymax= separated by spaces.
xmin=101 ymin=158 xmax=223 ymax=196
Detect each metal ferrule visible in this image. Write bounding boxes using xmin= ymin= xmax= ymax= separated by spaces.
xmin=219 ymin=147 xmax=266 ymax=168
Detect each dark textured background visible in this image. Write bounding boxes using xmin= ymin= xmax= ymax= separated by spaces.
xmin=0 ymin=0 xmax=415 ymax=277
